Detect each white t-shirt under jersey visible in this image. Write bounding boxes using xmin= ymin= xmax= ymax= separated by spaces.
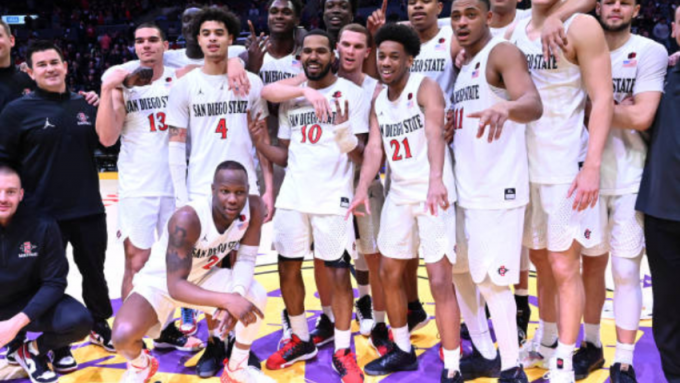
xmin=277 ymin=77 xmax=370 ymax=216
xmin=411 ymin=27 xmax=456 ymax=109
xmin=452 ymin=37 xmax=529 ymax=209
xmin=259 ymin=52 xmax=303 ymax=85
xmin=601 ymin=34 xmax=667 ymax=196
xmin=510 ymin=15 xmax=586 ymax=184
xmin=374 ymin=73 xmax=456 ymax=205
xmin=166 ymin=68 xmax=268 ymax=200
xmin=118 ymin=67 xmax=176 ymax=199
xmin=140 ymin=195 xmax=250 ymax=284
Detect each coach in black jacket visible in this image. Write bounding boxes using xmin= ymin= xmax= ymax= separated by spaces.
xmin=0 ymin=165 xmax=92 ymax=383
xmin=0 ymin=41 xmax=114 ymax=354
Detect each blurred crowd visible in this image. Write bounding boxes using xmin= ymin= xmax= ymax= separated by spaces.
xmin=1 ymin=0 xmax=677 ymax=92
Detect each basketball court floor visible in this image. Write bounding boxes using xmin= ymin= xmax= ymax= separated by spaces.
xmin=0 ymin=175 xmax=666 ymax=382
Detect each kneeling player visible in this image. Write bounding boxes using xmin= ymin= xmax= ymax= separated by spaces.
xmin=111 ymin=162 xmax=272 ymax=383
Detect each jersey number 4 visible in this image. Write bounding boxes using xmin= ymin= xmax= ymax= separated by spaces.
xmin=389 ymin=137 xmax=413 ymax=161
xmin=215 ymin=118 xmax=228 ymax=139
xmin=301 ymin=124 xmax=322 ymax=144
xmin=148 ymin=112 xmax=168 ymax=132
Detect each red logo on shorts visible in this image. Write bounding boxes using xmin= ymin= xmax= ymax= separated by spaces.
xmin=557 ymin=358 xmax=564 ymax=369
xmin=584 ymin=229 xmax=592 ymax=239
xmin=498 ymin=265 xmax=508 ymax=276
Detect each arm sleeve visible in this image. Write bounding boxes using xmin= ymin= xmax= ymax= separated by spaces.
xmin=229 ymin=245 xmax=258 ymax=296
xmin=350 ymin=89 xmax=370 ymax=135
xmin=165 ymin=77 xmax=191 ymax=129
xmin=0 ymin=106 xmax=22 ymax=167
xmin=278 ymin=102 xmax=292 ymax=140
xmin=22 ymin=220 xmax=68 ymax=321
xmin=633 ymin=42 xmax=668 ymax=95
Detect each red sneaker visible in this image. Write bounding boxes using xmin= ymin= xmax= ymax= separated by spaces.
xmin=266 ymin=334 xmax=318 ymax=370
xmin=332 ymin=348 xmax=364 ymax=383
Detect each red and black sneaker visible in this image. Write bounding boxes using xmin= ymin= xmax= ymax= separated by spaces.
xmin=15 ymin=341 xmax=58 ymax=383
xmin=407 ymin=301 xmax=430 ymax=333
xmin=311 ymin=314 xmax=335 ymax=347
xmin=332 ymin=348 xmax=364 ymax=383
xmin=266 ymin=334 xmax=318 ymax=370
xmin=369 ymin=323 xmax=393 ymax=357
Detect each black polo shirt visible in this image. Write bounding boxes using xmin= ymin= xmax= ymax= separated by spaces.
xmin=0 ymin=61 xmax=35 ymax=112
xmin=636 ymin=63 xmax=680 ymax=221
xmin=0 ymin=87 xmax=105 ymax=221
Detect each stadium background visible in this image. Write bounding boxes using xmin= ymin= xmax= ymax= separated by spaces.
xmin=0 ymin=0 xmax=677 ymax=381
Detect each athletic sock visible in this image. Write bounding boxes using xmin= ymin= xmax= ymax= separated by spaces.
xmin=228 ymin=346 xmax=250 ymax=371
xmin=584 ymin=323 xmax=601 ymax=348
xmin=334 ymin=328 xmax=351 ymax=351
xmin=541 ymin=321 xmax=558 ymax=347
xmin=514 ymin=288 xmax=529 ymax=297
xmin=374 ymin=310 xmax=386 ymax=324
xmin=442 ymin=346 xmax=461 ymax=372
xmin=358 ymin=284 xmax=370 ymax=299
xmin=290 ymin=313 xmax=310 ymax=342
xmin=391 ymin=325 xmax=411 ymax=353
xmin=130 ymin=351 xmax=149 ymax=370
xmin=322 ymin=306 xmax=335 ymax=323
xmin=554 ymin=341 xmax=575 ymax=370
xmin=613 ymin=341 xmax=635 ymax=365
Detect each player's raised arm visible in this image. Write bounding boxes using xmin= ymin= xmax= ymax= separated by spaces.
xmin=249 ymin=110 xmax=290 ymax=167
xmin=96 ymin=68 xmax=130 ymax=147
xmin=541 ymin=0 xmax=597 ymax=62
xmin=418 ymin=77 xmax=449 ymax=215
xmin=568 ymin=15 xmax=614 ymax=211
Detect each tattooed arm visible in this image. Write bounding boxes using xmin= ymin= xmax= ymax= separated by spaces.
xmin=165 ymin=206 xmax=263 ymax=325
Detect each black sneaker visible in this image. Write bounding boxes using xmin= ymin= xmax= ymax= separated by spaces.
xmin=369 ymin=322 xmax=393 ymax=357
xmin=407 ymin=301 xmax=429 ymax=333
xmin=499 ymin=366 xmax=529 ymax=383
xmin=310 ymin=313 xmax=335 ymax=347
xmin=610 ymin=362 xmax=638 ymax=383
xmin=90 ymin=319 xmax=115 ymax=352
xmin=153 ymin=323 xmax=204 ymax=352
xmin=280 ymin=309 xmax=292 ymax=342
xmin=5 ymin=333 xmax=25 ymax=365
xmin=460 ymin=342 xmax=501 ymax=380
xmin=225 ymin=333 xmax=261 ymax=368
xmin=515 ymin=295 xmax=531 ymax=346
xmin=196 ymin=336 xmax=226 ymax=378
xmin=364 ymin=344 xmax=418 ymax=376
xmin=15 ymin=341 xmax=58 ymax=383
xmin=355 ymin=295 xmax=374 ymax=336
xmin=51 ymin=346 xmax=78 ymax=374
xmin=441 ymin=369 xmax=464 ymax=383
xmin=574 ymin=341 xmax=605 ymax=380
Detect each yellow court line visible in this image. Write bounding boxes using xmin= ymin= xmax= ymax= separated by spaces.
xmin=99 ymin=172 xmax=118 ymax=180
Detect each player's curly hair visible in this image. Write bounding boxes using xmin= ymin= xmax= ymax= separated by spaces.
xmin=191 ymin=6 xmax=241 ymax=40
xmin=374 ymin=23 xmax=421 ymax=58
xmin=266 ymin=0 xmax=305 ymax=18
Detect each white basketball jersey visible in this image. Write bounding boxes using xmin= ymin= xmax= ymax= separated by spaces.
xmin=166 ymin=69 xmax=268 ymax=200
xmin=510 ymin=15 xmax=586 ymax=184
xmin=141 ymin=195 xmax=250 ymax=284
xmin=259 ymin=53 xmax=303 ymax=84
xmin=490 ymin=9 xmax=530 ymax=38
xmin=601 ymin=35 xmax=667 ymax=196
xmin=118 ymin=67 xmax=176 ymax=198
xmin=374 ymin=73 xmax=456 ymax=205
xmin=411 ymin=27 xmax=456 ymax=108
xmin=452 ymin=38 xmax=529 ymax=209
xmin=277 ymin=77 xmax=370 ymax=215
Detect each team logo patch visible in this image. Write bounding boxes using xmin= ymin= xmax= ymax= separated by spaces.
xmin=498 ymin=265 xmax=508 ymax=276
xmin=333 ymin=91 xmax=342 ymax=98
xmin=76 ymin=112 xmax=92 ymax=126
xmin=557 ymin=358 xmax=564 ymax=369
xmin=435 ymin=37 xmax=446 ymax=51
xmin=504 ymin=188 xmax=516 ymax=201
xmin=584 ymin=229 xmax=592 ymax=240
xmin=18 ymin=241 xmax=38 ymax=258
xmin=116 ymin=230 xmax=122 ymax=239
xmin=166 ymin=77 xmax=172 ymax=82
xmin=407 ymin=92 xmax=414 ymax=108
xmin=623 ymin=52 xmax=637 ymax=67
xmin=340 ymin=197 xmax=350 ymax=208
xmin=472 ymin=62 xmax=480 ymax=78
xmin=22 ymin=88 xmax=31 ymax=95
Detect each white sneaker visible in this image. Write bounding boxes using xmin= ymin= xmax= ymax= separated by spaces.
xmin=520 ymin=337 xmax=556 ymax=369
xmin=120 ymin=351 xmax=158 ymax=383
xmin=354 ymin=295 xmax=375 ymax=337
xmin=221 ymin=364 xmax=275 ymax=383
xmin=546 ymin=356 xmax=575 ymax=383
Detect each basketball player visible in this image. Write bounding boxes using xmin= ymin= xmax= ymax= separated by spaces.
xmin=507 ymin=0 xmax=614 ymax=380
xmin=165 ymin=7 xmax=272 ymax=378
xmin=262 ymin=23 xmax=389 ymax=352
xmin=576 ymin=0 xmax=667 ymax=381
xmin=448 ymin=0 xmax=543 ymax=380
xmin=254 ymin=29 xmax=369 ymax=382
xmin=348 ymin=23 xmax=460 ymax=382
xmin=323 ymin=0 xmax=358 ymax=44
xmin=111 ymin=161 xmax=272 ymax=383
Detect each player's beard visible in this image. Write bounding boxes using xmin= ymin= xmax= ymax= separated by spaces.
xmin=599 ymin=17 xmax=633 ymax=33
xmin=304 ymin=61 xmax=332 ymax=81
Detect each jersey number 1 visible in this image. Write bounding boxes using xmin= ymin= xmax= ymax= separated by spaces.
xmin=389 ymin=138 xmax=413 ymax=161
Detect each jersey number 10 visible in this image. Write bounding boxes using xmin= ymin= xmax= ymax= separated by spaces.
xmin=301 ymin=124 xmax=322 ymax=144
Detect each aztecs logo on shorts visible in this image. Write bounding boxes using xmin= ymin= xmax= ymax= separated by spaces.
xmin=497 ymin=265 xmax=509 ymax=277
xmin=584 ymin=229 xmax=592 ymax=240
